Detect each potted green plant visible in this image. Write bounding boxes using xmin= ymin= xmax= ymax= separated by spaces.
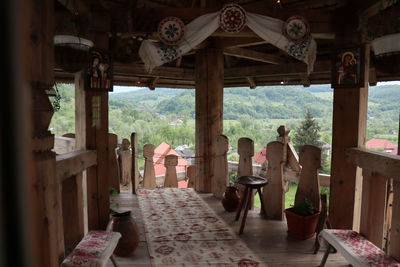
xmin=284 ymin=198 xmax=320 ymax=240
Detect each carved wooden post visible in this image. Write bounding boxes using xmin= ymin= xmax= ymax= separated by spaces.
xmin=277 ymin=126 xmax=300 ymax=173
xmin=359 ymin=171 xmax=388 ymax=248
xmin=212 ymin=135 xmax=229 ymax=199
xmin=263 ymin=141 xmax=285 ymax=220
xmin=295 ymin=145 xmax=322 ymax=210
xmin=237 ymin=138 xmax=254 ymax=178
xmin=389 ymin=180 xmax=400 ymax=261
xmin=164 ymin=155 xmax=178 ymax=188
xmin=187 ymin=165 xmax=196 ymax=188
xmin=143 ymin=144 xmax=156 ymax=188
xmin=108 ymin=133 xmax=120 ymax=192
xmin=131 ymin=132 xmax=140 ymax=193
xmin=237 ymin=137 xmax=254 ymax=208
xmin=118 ymin=138 xmax=132 ymax=186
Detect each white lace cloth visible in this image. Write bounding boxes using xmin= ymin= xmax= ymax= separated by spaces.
xmin=139 ymin=10 xmax=317 ymax=74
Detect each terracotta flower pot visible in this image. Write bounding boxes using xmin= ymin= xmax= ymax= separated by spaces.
xmin=222 ymin=186 xmax=240 ymax=212
xmin=284 ymin=208 xmax=320 ymax=240
xmin=108 ymin=211 xmax=140 ymax=256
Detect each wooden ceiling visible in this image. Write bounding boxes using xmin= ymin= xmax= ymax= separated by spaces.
xmin=54 ymin=0 xmax=399 ymax=88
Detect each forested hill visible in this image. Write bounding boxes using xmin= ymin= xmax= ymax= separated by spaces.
xmin=110 ymin=84 xmax=400 ymax=120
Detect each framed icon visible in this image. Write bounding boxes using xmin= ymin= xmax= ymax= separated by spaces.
xmin=332 ymin=46 xmax=365 ymax=88
xmin=85 ymin=49 xmax=113 ymax=92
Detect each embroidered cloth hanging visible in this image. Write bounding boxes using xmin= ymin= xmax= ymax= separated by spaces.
xmin=139 ymin=7 xmax=317 ymax=74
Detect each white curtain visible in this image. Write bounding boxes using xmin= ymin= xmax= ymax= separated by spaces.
xmin=139 ymin=10 xmax=316 ymax=74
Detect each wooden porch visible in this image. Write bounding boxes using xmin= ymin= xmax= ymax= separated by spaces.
xmin=2 ymin=0 xmax=400 ymax=266
xmin=109 ymin=190 xmax=349 ymax=267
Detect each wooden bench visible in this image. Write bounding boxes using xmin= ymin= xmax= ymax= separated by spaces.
xmin=319 ymin=229 xmax=400 ymax=267
xmin=61 ymin=231 xmax=121 ymax=267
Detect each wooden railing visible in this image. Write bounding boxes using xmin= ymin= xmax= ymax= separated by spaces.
xmin=346 ymin=147 xmax=400 ymax=261
xmin=55 ymin=149 xmax=97 ymax=255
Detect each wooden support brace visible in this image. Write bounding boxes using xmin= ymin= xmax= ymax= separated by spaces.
xmin=131 ymin=133 xmax=140 ymax=193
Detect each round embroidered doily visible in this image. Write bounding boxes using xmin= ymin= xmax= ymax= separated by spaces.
xmin=283 ymin=16 xmax=310 ymax=42
xmin=219 ymin=4 xmax=246 ymax=33
xmin=158 ymin=17 xmax=185 ymax=45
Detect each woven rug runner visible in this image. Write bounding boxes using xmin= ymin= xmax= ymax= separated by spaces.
xmin=137 ymin=188 xmax=267 ymax=266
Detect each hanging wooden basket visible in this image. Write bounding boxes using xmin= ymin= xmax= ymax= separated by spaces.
xmin=54 ymin=35 xmax=93 ymax=73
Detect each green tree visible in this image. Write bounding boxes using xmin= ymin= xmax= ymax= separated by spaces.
xmin=292 ymin=108 xmax=322 ymax=152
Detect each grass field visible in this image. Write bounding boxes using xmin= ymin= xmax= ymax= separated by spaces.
xmin=253 ymin=182 xmax=330 ymax=209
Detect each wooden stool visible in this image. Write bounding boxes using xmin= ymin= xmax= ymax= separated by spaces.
xmin=235 ymin=176 xmax=268 ymax=235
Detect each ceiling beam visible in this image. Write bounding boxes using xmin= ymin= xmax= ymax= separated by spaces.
xmin=223 ymin=47 xmax=284 ymax=64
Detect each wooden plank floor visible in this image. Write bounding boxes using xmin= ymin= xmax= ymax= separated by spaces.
xmin=109 ymin=191 xmax=348 ymax=267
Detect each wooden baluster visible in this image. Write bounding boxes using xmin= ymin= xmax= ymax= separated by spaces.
xmin=359 ymin=170 xmax=388 ymax=248
xmin=164 ymin=155 xmax=178 ymax=187
xmin=118 ymin=139 xmax=132 ymax=187
xmin=62 ymin=175 xmax=85 ymax=254
xmin=131 ymin=132 xmax=140 ymax=193
xmin=108 ymin=133 xmax=120 ymax=193
xmin=263 ymin=141 xmax=285 ymax=220
xmin=187 ymin=165 xmax=196 ymax=188
xmin=143 ymin=144 xmax=156 ymax=188
xmin=212 ymin=135 xmax=229 ymax=199
xmin=237 ymin=137 xmax=254 ymax=208
xmin=389 ymin=180 xmax=400 ymax=261
xmin=295 ymin=145 xmax=322 ymax=210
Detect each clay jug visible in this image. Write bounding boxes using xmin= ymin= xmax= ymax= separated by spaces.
xmin=222 ymin=186 xmax=240 ymax=212
xmin=108 ymin=211 xmax=139 ymax=256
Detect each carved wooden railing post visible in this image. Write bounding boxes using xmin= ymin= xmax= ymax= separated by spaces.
xmin=360 ymin=170 xmax=388 ymax=248
xmin=389 ymin=180 xmax=400 ymax=261
xmin=143 ymin=144 xmax=156 ymax=188
xmin=131 ymin=133 xmax=140 ymax=193
xmin=237 ymin=137 xmax=254 ymax=208
xmin=263 ymin=141 xmax=285 ymax=220
xmin=295 ymin=145 xmax=322 ymax=210
xmin=187 ymin=165 xmax=196 ymax=188
xmin=212 ymin=135 xmax=229 ymax=199
xmin=108 ymin=133 xmax=120 ymax=192
xmin=118 ymin=138 xmax=132 ymax=186
xmin=164 ymin=155 xmax=178 ymax=187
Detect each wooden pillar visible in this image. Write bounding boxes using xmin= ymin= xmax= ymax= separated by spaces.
xmin=195 ymin=47 xmax=224 ymax=192
xmin=23 ymin=0 xmax=66 ymax=265
xmin=389 ymin=180 xmax=400 ymax=261
xmin=75 ymin=69 xmax=109 ymax=230
xmin=329 ymin=44 xmax=370 ymax=229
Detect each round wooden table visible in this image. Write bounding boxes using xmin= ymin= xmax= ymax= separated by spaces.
xmin=234 ymin=176 xmax=269 ymax=235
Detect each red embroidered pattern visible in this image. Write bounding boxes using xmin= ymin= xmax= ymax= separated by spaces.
xmin=332 ymin=230 xmax=400 ymax=267
xmin=62 ymin=231 xmax=120 ymax=266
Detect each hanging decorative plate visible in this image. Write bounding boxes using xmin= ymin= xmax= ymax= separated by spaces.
xmin=158 ymin=16 xmax=185 ymax=45
xmin=282 ymin=16 xmax=310 ymax=42
xmin=219 ymin=4 xmax=247 ymax=33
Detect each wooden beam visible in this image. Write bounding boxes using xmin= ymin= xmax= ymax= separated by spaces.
xmin=56 ymin=150 xmax=98 ymax=183
xmin=225 ymin=60 xmax=331 ymax=78
xmin=218 ymin=37 xmax=268 ymax=48
xmin=346 ymin=148 xmax=400 ymax=180
xmin=113 ymin=64 xmax=195 ymax=79
xmin=389 ymin=181 xmax=400 ymax=261
xmin=246 ymin=77 xmax=257 ymax=89
xmin=359 ymin=0 xmax=397 ymax=21
xmin=224 ymin=47 xmax=283 ymax=64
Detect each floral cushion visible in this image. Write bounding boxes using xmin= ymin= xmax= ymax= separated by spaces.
xmin=62 ymin=231 xmax=121 ymax=267
xmin=321 ymin=229 xmax=400 ymax=267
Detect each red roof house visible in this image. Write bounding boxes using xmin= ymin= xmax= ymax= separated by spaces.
xmin=153 ymin=142 xmax=191 ymax=188
xmin=254 ymin=146 xmax=268 ymax=164
xmin=365 ymin=139 xmax=396 ymax=153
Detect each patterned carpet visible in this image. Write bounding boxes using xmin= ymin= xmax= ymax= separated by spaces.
xmin=137 ymin=188 xmax=267 ymax=266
